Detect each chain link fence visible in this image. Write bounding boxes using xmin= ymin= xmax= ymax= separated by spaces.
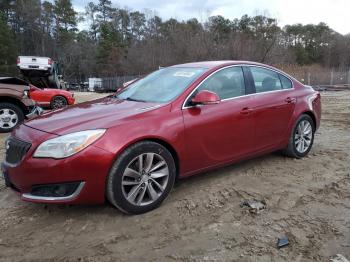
xmin=278 ymin=65 xmax=350 ymax=87
xmin=103 ymin=68 xmax=350 ymax=88
xmin=95 ymin=75 xmax=140 ymax=92
xmin=296 ymin=70 xmax=350 ymax=86
xmin=70 ymin=66 xmax=350 ymax=92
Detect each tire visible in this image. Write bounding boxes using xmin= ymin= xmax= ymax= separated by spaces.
xmin=106 ymin=141 xmax=176 ymax=214
xmin=0 ymin=103 xmax=24 ymax=133
xmin=50 ymin=95 xmax=68 ymax=109
xmin=283 ymin=114 xmax=315 ymax=158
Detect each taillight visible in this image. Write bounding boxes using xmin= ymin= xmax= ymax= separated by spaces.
xmin=23 ymin=90 xmax=30 ymax=98
xmin=48 ymin=58 xmax=53 ymax=65
xmin=17 ymin=57 xmax=20 ymax=65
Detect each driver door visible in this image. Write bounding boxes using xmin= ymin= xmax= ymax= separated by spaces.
xmin=182 ymin=66 xmax=255 ymax=172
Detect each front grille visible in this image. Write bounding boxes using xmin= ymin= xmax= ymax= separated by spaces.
xmin=5 ymin=137 xmax=31 ymax=165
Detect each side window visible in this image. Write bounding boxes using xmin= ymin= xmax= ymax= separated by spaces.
xmin=196 ymin=67 xmax=246 ymax=100
xmin=279 ymin=74 xmax=293 ymax=89
xmin=250 ymin=67 xmax=282 ymax=93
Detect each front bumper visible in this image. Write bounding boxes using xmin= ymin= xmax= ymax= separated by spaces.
xmin=21 ymin=182 xmax=86 ymax=202
xmin=67 ymin=96 xmax=75 ymax=105
xmin=2 ymin=127 xmax=115 ymax=204
xmin=19 ymin=65 xmax=51 ymax=71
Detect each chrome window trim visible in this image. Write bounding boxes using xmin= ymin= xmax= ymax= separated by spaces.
xmin=21 ymin=182 xmax=85 ymax=201
xmin=182 ymin=64 xmax=295 ymax=109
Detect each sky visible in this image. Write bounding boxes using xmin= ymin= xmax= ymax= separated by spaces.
xmin=72 ymin=0 xmax=350 ymax=35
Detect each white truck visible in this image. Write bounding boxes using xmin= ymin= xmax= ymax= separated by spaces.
xmin=17 ymin=56 xmax=61 ymax=89
xmin=17 ymin=56 xmax=53 ymax=72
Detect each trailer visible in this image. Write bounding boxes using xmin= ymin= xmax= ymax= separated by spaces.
xmin=88 ymin=78 xmax=102 ymax=92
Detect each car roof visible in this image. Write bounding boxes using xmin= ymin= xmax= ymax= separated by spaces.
xmin=171 ymin=60 xmax=269 ymax=69
xmin=0 ymin=77 xmax=28 ymax=86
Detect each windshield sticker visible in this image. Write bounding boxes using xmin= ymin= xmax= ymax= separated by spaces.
xmin=174 ymin=71 xmax=195 ymax=77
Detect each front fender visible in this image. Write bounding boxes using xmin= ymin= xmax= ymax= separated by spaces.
xmin=93 ymin=106 xmax=186 ymax=173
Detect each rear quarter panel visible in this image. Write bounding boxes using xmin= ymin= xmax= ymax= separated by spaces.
xmin=283 ymin=83 xmax=321 ymax=146
xmin=0 ymin=84 xmax=34 ymax=107
xmin=30 ymin=90 xmax=51 ymax=105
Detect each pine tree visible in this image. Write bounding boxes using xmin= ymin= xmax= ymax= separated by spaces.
xmin=0 ymin=12 xmax=18 ymax=75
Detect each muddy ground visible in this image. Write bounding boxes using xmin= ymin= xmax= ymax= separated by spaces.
xmin=0 ymin=91 xmax=349 ymax=262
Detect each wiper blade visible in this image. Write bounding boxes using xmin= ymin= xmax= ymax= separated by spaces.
xmin=125 ymin=97 xmax=146 ymax=102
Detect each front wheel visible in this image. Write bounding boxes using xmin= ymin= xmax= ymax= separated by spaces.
xmin=50 ymin=95 xmax=68 ymax=109
xmin=106 ymin=141 xmax=176 ymax=214
xmin=283 ymin=114 xmax=315 ymax=158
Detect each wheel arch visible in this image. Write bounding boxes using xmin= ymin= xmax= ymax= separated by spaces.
xmin=50 ymin=95 xmax=68 ymax=109
xmin=0 ymin=96 xmax=29 ymax=114
xmin=301 ymin=111 xmax=316 ymax=131
xmin=112 ymin=137 xmax=181 ymax=180
xmin=145 ymin=138 xmax=180 ymax=179
xmin=51 ymin=94 xmax=68 ymax=102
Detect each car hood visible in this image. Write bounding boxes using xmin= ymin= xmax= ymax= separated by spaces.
xmin=24 ymin=97 xmax=163 ymax=135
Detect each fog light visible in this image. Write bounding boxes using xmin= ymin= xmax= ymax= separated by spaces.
xmin=30 ymin=182 xmax=82 ymax=197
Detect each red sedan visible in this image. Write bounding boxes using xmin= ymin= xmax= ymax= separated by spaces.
xmin=2 ymin=61 xmax=321 ymax=214
xmin=29 ymin=85 xmax=75 ymax=109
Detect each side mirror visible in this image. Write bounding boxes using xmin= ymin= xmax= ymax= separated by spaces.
xmin=191 ymin=90 xmax=220 ymax=105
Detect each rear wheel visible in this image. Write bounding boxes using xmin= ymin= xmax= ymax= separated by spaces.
xmin=0 ymin=103 xmax=24 ymax=133
xmin=50 ymin=95 xmax=67 ymax=109
xmin=283 ymin=114 xmax=315 ymax=158
xmin=106 ymin=141 xmax=176 ymax=214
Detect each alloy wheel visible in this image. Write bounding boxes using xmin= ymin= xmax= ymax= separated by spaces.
xmin=0 ymin=108 xmax=18 ymax=129
xmin=121 ymin=153 xmax=169 ymax=206
xmin=295 ymin=120 xmax=313 ymax=153
xmin=52 ymin=96 xmax=67 ymax=109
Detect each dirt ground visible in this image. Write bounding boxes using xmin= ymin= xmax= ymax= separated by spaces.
xmin=0 ymin=91 xmax=349 ymax=262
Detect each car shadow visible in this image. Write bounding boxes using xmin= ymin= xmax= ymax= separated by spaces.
xmin=14 ymin=152 xmax=285 ymax=218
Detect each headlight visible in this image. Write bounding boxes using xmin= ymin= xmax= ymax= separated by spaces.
xmin=33 ymin=129 xmax=106 ymax=159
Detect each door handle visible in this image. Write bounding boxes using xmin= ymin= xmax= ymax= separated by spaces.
xmin=285 ymin=97 xmax=296 ymax=104
xmin=240 ymin=107 xmax=253 ymax=115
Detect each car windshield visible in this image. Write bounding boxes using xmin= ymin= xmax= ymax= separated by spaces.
xmin=115 ymin=67 xmax=206 ymax=103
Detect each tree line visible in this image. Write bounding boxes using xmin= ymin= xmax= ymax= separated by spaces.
xmin=1 ymin=0 xmax=350 ymax=82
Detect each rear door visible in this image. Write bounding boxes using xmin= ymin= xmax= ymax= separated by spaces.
xmin=182 ymin=66 xmax=255 ymax=172
xmin=246 ymin=66 xmax=296 ymax=151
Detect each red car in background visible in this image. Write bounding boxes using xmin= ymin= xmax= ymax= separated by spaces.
xmin=29 ymin=85 xmax=75 ymax=109
xmin=2 ymin=61 xmax=321 ymax=214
